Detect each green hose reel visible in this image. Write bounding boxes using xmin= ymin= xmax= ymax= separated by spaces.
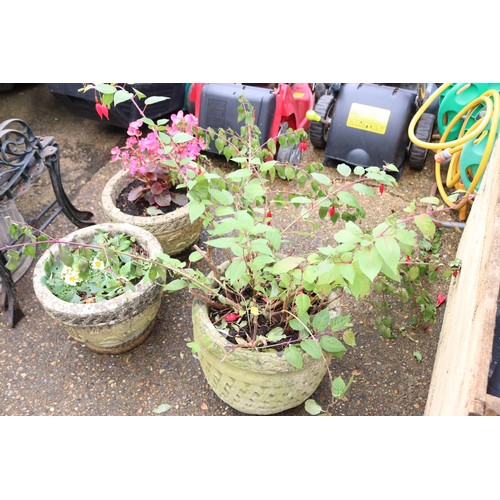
xmin=438 ymin=83 xmax=500 ymax=189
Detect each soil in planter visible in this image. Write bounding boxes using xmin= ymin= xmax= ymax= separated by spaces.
xmin=207 ymin=291 xmax=307 ymax=352
xmin=116 ymin=180 xmax=188 ymax=217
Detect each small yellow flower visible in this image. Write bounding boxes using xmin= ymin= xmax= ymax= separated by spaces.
xmin=64 ymin=269 xmax=81 ymax=286
xmin=91 ymin=258 xmax=105 ymax=270
xmin=250 ymin=306 xmax=259 ymax=316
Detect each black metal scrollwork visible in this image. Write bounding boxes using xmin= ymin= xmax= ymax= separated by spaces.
xmin=1 ymin=118 xmax=95 ymax=327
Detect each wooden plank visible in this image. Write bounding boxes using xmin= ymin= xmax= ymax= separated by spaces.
xmin=425 ymin=140 xmax=500 ymax=416
xmin=484 ymin=395 xmax=500 ymax=416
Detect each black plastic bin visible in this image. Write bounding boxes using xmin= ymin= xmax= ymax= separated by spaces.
xmin=198 ymin=84 xmax=276 ymax=153
xmin=48 ymin=83 xmax=186 ymax=128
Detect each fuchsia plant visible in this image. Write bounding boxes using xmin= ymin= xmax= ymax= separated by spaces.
xmin=110 ymin=110 xmax=206 ymax=207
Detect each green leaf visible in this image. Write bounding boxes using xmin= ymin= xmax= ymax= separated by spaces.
xmin=208 ymin=188 xmax=234 ymax=205
xmin=312 ymin=308 xmax=330 ymax=332
xmin=289 ymin=196 xmax=313 ymax=204
xmin=320 ymin=335 xmax=346 ymax=356
xmin=356 ymin=246 xmax=383 ymax=282
xmin=295 ymin=294 xmax=311 ymax=317
xmin=337 ymin=163 xmax=352 ymax=177
xmin=266 ymin=327 xmax=286 ymax=343
xmin=332 ymin=377 xmax=347 ymax=399
xmin=187 ymin=341 xmax=200 ymax=354
xmin=152 ymin=403 xmax=172 ymax=414
xmin=173 ymin=132 xmax=194 ymax=144
xmin=59 ymin=245 xmax=74 ymax=267
xmin=337 ymin=190 xmax=361 ymax=209
xmin=163 ymin=279 xmax=188 ymax=291
xmin=250 ymin=254 xmax=276 ymax=270
xmin=225 ymin=260 xmax=247 ymax=284
xmin=284 ymin=345 xmax=304 ymax=369
xmin=271 ymin=256 xmax=304 ymax=274
xmin=5 ymin=250 xmax=19 ymax=271
xmin=206 ymin=237 xmax=236 ymax=249
xmin=113 ymin=89 xmax=133 ymax=106
xmin=343 ymin=330 xmax=356 ymax=347
xmin=353 ymin=183 xmax=375 ymax=196
xmin=300 ymin=339 xmax=323 ymax=360
xmin=413 ymin=351 xmax=423 ymax=362
xmin=330 ymin=314 xmax=352 ymax=332
xmin=414 ymin=214 xmax=436 ymax=240
xmin=188 ymin=200 xmax=205 ymax=222
xmin=353 ymin=166 xmax=366 ymax=176
xmin=420 ymin=196 xmax=440 ymax=206
xmin=94 ymin=83 xmax=117 ymax=94
xmin=146 ymin=206 xmax=164 ymax=216
xmin=305 ymin=399 xmax=324 ymax=416
xmin=144 ymin=96 xmax=169 ymax=105
xmin=22 ymin=244 xmax=36 ymax=258
xmin=311 ymin=172 xmax=331 ymax=185
xmin=188 ymin=251 xmax=204 ymax=263
xmin=374 ymin=236 xmax=400 ymax=275
xmin=226 ymin=168 xmax=253 ymax=181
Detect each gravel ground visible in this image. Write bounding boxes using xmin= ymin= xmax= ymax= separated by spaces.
xmin=0 ymin=83 xmax=463 ymax=416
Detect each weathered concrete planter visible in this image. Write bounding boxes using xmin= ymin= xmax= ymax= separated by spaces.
xmin=101 ymin=169 xmax=202 ymax=256
xmin=33 ymin=223 xmax=163 ymax=354
xmin=192 ymin=263 xmax=339 ymax=415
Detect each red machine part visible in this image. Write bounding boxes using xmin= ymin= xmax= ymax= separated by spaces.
xmin=187 ymin=83 xmax=314 ymax=140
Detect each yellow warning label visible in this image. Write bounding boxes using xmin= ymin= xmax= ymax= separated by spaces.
xmin=346 ymin=102 xmax=391 ymax=135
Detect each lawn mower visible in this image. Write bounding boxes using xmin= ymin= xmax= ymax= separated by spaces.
xmin=186 ymin=83 xmax=314 ymax=164
xmin=306 ymin=83 xmax=439 ymax=179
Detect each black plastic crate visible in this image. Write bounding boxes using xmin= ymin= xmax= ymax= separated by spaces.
xmin=48 ymin=83 xmax=187 ymax=128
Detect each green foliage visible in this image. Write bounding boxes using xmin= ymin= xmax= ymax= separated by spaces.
xmin=3 ymin=93 xmax=456 ymax=416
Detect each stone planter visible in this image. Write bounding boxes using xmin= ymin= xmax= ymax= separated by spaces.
xmin=101 ymin=169 xmax=202 ymax=256
xmin=191 ymin=263 xmax=340 ymax=415
xmin=33 ymin=223 xmax=163 ymax=354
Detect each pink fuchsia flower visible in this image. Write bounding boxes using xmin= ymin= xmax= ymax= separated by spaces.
xmin=436 ymin=292 xmax=447 ymax=307
xmin=328 ymin=206 xmax=335 ymax=217
xmin=139 ymin=132 xmax=161 ymax=154
xmin=110 ymin=146 xmax=121 ymax=161
xmin=127 ymin=119 xmax=143 ymax=136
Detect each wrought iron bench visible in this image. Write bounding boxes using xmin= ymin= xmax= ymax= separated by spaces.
xmin=0 ymin=118 xmax=95 ymax=326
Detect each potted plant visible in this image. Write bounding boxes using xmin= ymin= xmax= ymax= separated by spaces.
xmin=5 ymin=93 xmax=454 ymax=414
xmin=7 ymin=222 xmax=164 ymax=354
xmin=145 ymin=98 xmax=454 ymax=415
xmin=88 ymin=83 xmax=205 ymax=256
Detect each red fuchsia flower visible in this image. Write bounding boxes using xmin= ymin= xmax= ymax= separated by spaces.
xmin=436 ymin=292 xmax=447 ymax=307
xmin=405 ymin=255 xmax=412 ymax=263
xmin=379 ymin=184 xmax=385 ymax=195
xmin=452 ymin=269 xmax=458 ymax=277
xmin=224 ymin=312 xmax=240 ymax=323
xmin=328 ymin=206 xmax=335 ymax=217
xmin=298 ymin=140 xmax=308 ymax=152
xmin=95 ymin=101 xmax=109 ymax=120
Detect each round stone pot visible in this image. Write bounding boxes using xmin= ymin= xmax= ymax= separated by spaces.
xmin=33 ymin=223 xmax=163 ymax=354
xmin=101 ymin=169 xmax=202 ymax=256
xmin=191 ymin=263 xmax=339 ymax=415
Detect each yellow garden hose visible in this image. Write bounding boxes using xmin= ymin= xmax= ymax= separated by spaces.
xmin=408 ymin=83 xmax=500 ymax=219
